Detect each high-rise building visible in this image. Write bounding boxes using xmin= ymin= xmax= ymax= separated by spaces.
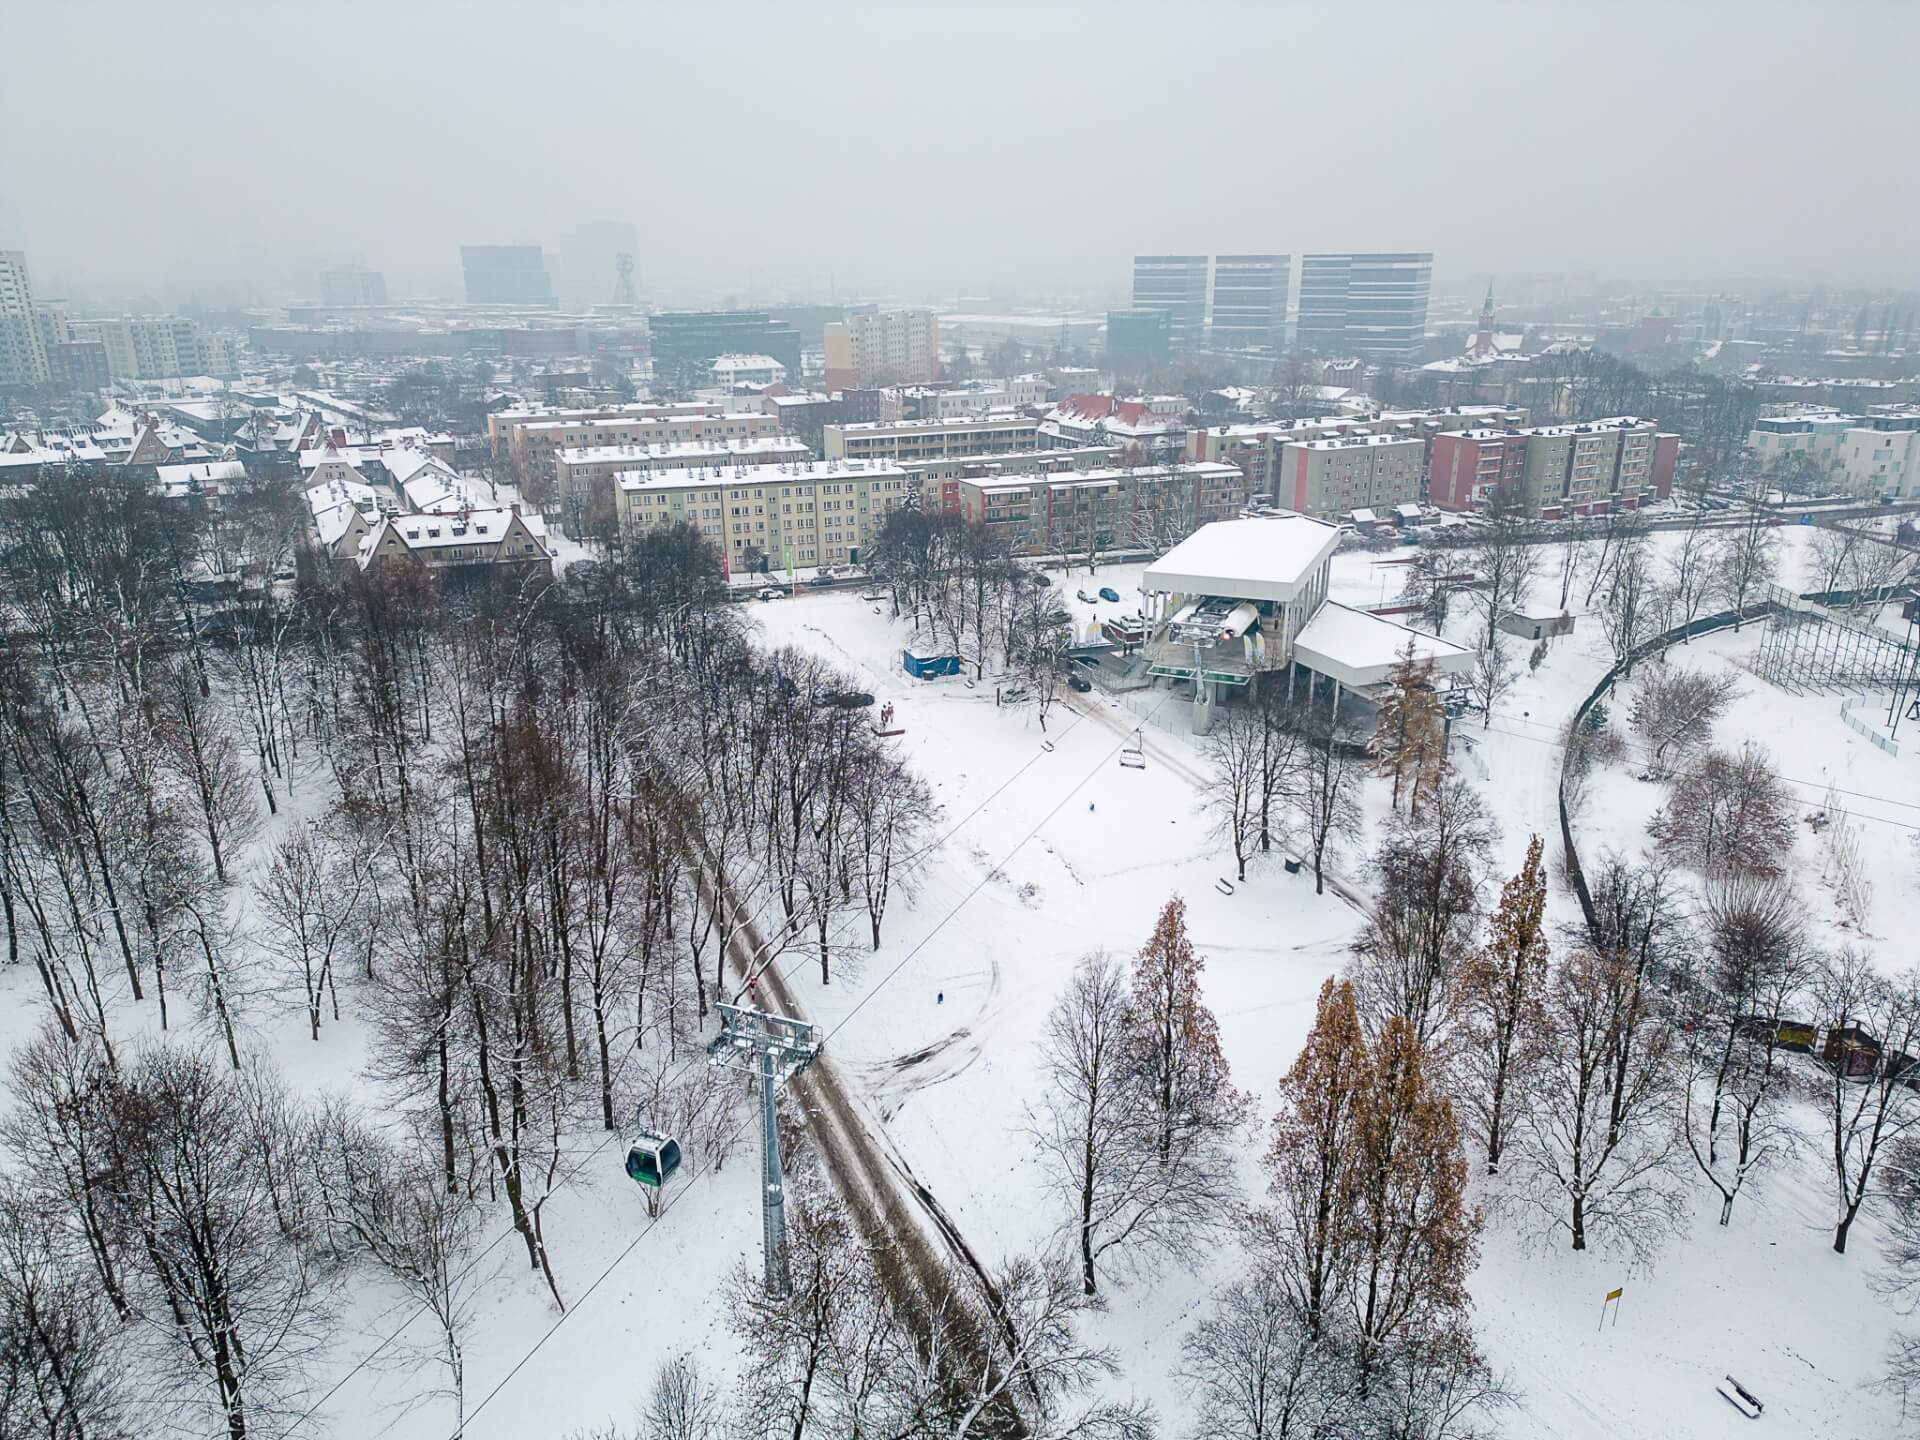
xmin=0 ymin=251 xmax=50 ymax=387
xmin=648 ymin=311 xmax=802 ymax=382
xmin=1210 ymin=255 xmax=1289 ymax=350
xmin=1106 ymin=309 xmax=1171 ymax=367
xmin=822 ymin=308 xmax=939 ymax=390
xmin=1131 ymin=255 xmax=1209 ymax=353
xmin=321 ymin=264 xmax=388 ymax=307
xmin=461 ymin=245 xmax=555 ymax=307
xmin=1295 ymin=253 xmax=1433 ymax=361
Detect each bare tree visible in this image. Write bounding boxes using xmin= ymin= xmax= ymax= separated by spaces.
xmin=1810 ymin=950 xmax=1920 ymax=1254
xmin=1713 ymin=502 xmax=1779 ymax=629
xmin=1646 ymin=743 xmax=1795 ymax=879
xmin=1293 ymin=706 xmax=1363 ymax=897
xmin=1515 ymin=945 xmax=1683 ymax=1256
xmin=1598 ymin=537 xmax=1662 ymax=676
xmin=1664 ymin=510 xmax=1717 ymax=641
xmin=639 ymin=1354 xmax=724 ymax=1440
xmin=1202 ymin=703 xmax=1265 ymax=881
xmin=1463 ymin=494 xmax=1540 ymax=656
xmin=1179 ymin=1262 xmax=1349 ymax=1440
xmin=1680 ymin=875 xmax=1808 ymax=1225
xmin=1627 ymin=666 xmax=1740 ymax=778
xmin=1347 ymin=780 xmax=1496 ymax=1052
xmin=1465 ymin=634 xmax=1513 ymax=732
xmin=1030 ymin=952 xmax=1235 ymax=1296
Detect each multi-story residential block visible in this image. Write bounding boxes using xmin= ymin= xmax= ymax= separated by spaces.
xmin=823 ymin=414 xmax=1040 ymax=462
xmin=1296 ymin=253 xmax=1433 ymax=360
xmin=614 ymin=459 xmax=914 ymax=571
xmin=956 ymin=460 xmax=1248 ymax=556
xmin=85 ymin=315 xmax=237 ymax=379
xmin=489 ymin=400 xmax=724 ymax=471
xmin=1427 ymin=417 xmax=1678 ymax=518
xmin=554 ymin=435 xmax=812 ymax=519
xmin=1747 ymin=408 xmax=1857 ymax=475
xmin=649 ymin=310 xmax=803 ymax=381
xmin=1210 ymin=255 xmax=1289 ymax=350
xmin=823 ymin=308 xmax=939 ymax=390
xmin=0 ymin=251 xmax=50 ymax=387
xmin=1190 ymin=405 xmax=1529 ymax=506
xmin=1835 ymin=409 xmax=1920 ymax=498
xmin=1041 ymin=394 xmax=1187 ymax=452
xmin=461 ymin=245 xmax=554 ymax=306
xmin=501 ymin=405 xmax=776 ymax=492
xmin=903 ymin=445 xmax=1123 ymax=513
xmin=1277 ymin=433 xmax=1429 ymax=519
xmin=1131 ymin=256 xmax=1209 ymax=352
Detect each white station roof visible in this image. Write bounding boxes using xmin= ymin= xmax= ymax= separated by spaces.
xmin=1294 ymin=602 xmax=1474 ymax=690
xmin=1142 ymin=515 xmax=1341 ymax=604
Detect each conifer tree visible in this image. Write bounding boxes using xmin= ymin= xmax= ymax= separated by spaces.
xmin=1131 ymin=896 xmax=1247 ymax=1163
xmin=1457 ymin=835 xmax=1550 ymax=1172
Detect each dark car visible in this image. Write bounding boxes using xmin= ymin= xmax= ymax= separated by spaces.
xmin=1068 ymin=673 xmax=1092 ymax=693
xmin=807 ymin=573 xmax=836 ymax=587
xmin=1098 ymin=586 xmax=1121 ymax=603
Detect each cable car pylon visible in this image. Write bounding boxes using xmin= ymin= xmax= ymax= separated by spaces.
xmin=708 ymin=1000 xmax=820 ymax=1296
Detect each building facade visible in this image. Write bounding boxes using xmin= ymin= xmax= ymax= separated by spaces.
xmin=85 ymin=315 xmax=237 ymax=380
xmin=823 ymin=308 xmax=939 ymax=390
xmin=1746 ymin=406 xmax=1920 ymax=498
xmin=0 ymin=251 xmax=49 ymax=387
xmin=955 ymin=461 xmax=1248 ymax=556
xmin=903 ymin=444 xmax=1122 ymax=513
xmin=321 ymin=265 xmax=388 ymax=307
xmin=1131 ymin=255 xmax=1210 ymax=352
xmin=1277 ymin=434 xmax=1429 ymax=518
xmin=1106 ymin=309 xmax=1171 ymax=367
xmin=461 ymin=246 xmax=554 ymax=306
xmin=615 ymin=458 xmax=914 ymax=571
xmin=649 ymin=311 xmax=803 ymax=381
xmin=823 ymin=414 xmax=1040 ymax=462
xmin=1210 ymin=254 xmax=1289 ymax=350
xmin=554 ymin=434 xmax=811 ymax=518
xmin=1427 ymin=417 xmax=1678 ymax=518
xmin=1295 ymin=253 xmax=1433 ymax=360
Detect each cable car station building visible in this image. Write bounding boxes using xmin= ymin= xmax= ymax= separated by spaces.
xmin=1140 ymin=515 xmax=1472 ymax=733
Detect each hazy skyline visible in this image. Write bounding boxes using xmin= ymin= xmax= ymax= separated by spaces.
xmin=4 ymin=1 xmax=1916 ymax=308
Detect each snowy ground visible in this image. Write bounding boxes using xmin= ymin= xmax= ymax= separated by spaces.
xmin=3 ymin=522 xmax=1910 ymax=1439
xmin=739 ymin=527 xmax=1916 ymax=1440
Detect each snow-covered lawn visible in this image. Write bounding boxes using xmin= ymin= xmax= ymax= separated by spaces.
xmin=746 ymin=534 xmax=1916 ymax=1439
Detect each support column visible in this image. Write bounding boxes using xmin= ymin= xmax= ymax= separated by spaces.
xmin=761 ymin=1042 xmax=788 ymax=1297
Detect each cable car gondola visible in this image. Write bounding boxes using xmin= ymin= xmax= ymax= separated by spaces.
xmin=624 ymin=1127 xmax=682 ymax=1189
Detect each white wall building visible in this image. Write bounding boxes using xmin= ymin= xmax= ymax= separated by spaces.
xmin=0 ymin=250 xmax=49 ymax=386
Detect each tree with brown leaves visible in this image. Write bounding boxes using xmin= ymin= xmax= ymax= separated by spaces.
xmin=1368 ymin=640 xmax=1447 ymax=817
xmin=1130 ymin=896 xmax=1248 ymax=1164
xmin=1266 ymin=977 xmax=1371 ymax=1336
xmin=1456 ymin=835 xmax=1550 ymax=1173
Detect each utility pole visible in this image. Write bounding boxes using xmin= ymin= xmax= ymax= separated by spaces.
xmin=709 ymin=1001 xmax=820 ymax=1295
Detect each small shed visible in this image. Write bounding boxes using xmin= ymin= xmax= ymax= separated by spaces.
xmin=902 ymin=647 xmax=960 ymax=679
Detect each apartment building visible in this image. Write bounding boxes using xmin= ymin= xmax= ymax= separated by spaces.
xmin=1746 ymin=406 xmax=1920 ymax=498
xmin=1042 ymin=394 xmax=1187 ymax=451
xmin=823 ymin=308 xmax=939 ymax=390
xmin=903 ymin=445 xmax=1122 ymax=513
xmin=357 ymin=506 xmax=553 ymax=576
xmin=0 ymin=251 xmax=49 ymax=387
xmin=507 ymin=407 xmax=777 ymax=492
xmin=461 ymin=245 xmax=554 ymax=306
xmin=1132 ymin=256 xmax=1210 ymax=353
xmin=1277 ymin=434 xmax=1428 ymax=519
xmin=1189 ymin=406 xmax=1528 ymax=506
xmin=85 ymin=315 xmax=238 ymax=379
xmin=554 ymin=435 xmax=812 ymax=517
xmin=488 ymin=400 xmax=723 ymax=470
xmin=1296 ymin=253 xmax=1433 ymax=360
xmin=614 ymin=458 xmax=914 ymax=571
xmin=955 ymin=461 xmax=1247 ymax=556
xmin=823 ymin=413 xmax=1040 ymax=462
xmin=1425 ymin=429 xmax=1531 ymax=512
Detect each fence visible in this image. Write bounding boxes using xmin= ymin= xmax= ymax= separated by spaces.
xmin=1839 ymin=696 xmax=1901 ymax=756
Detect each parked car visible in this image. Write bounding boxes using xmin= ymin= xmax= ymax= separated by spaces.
xmin=806 ymin=573 xmax=836 ymax=587
xmin=1044 ymin=607 xmax=1074 ymax=626
xmin=757 ymin=586 xmax=787 ymax=601
xmin=1098 ymin=586 xmax=1121 ymax=603
xmin=1068 ymin=673 xmax=1093 ymax=693
xmin=1077 ymin=589 xmax=1096 ymax=603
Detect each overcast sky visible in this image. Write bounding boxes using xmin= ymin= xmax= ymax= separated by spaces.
xmin=4 ymin=1 xmax=1915 ymax=308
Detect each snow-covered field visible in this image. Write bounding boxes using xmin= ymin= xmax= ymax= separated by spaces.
xmin=2 ymin=521 xmax=1912 ymax=1439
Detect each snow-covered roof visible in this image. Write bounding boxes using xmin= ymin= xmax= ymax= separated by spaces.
xmin=1142 ymin=515 xmax=1342 ymax=604
xmin=156 ymin=460 xmax=246 ymax=491
xmin=1293 ymin=602 xmax=1472 ymax=689
xmin=561 ymin=436 xmax=811 ymax=466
